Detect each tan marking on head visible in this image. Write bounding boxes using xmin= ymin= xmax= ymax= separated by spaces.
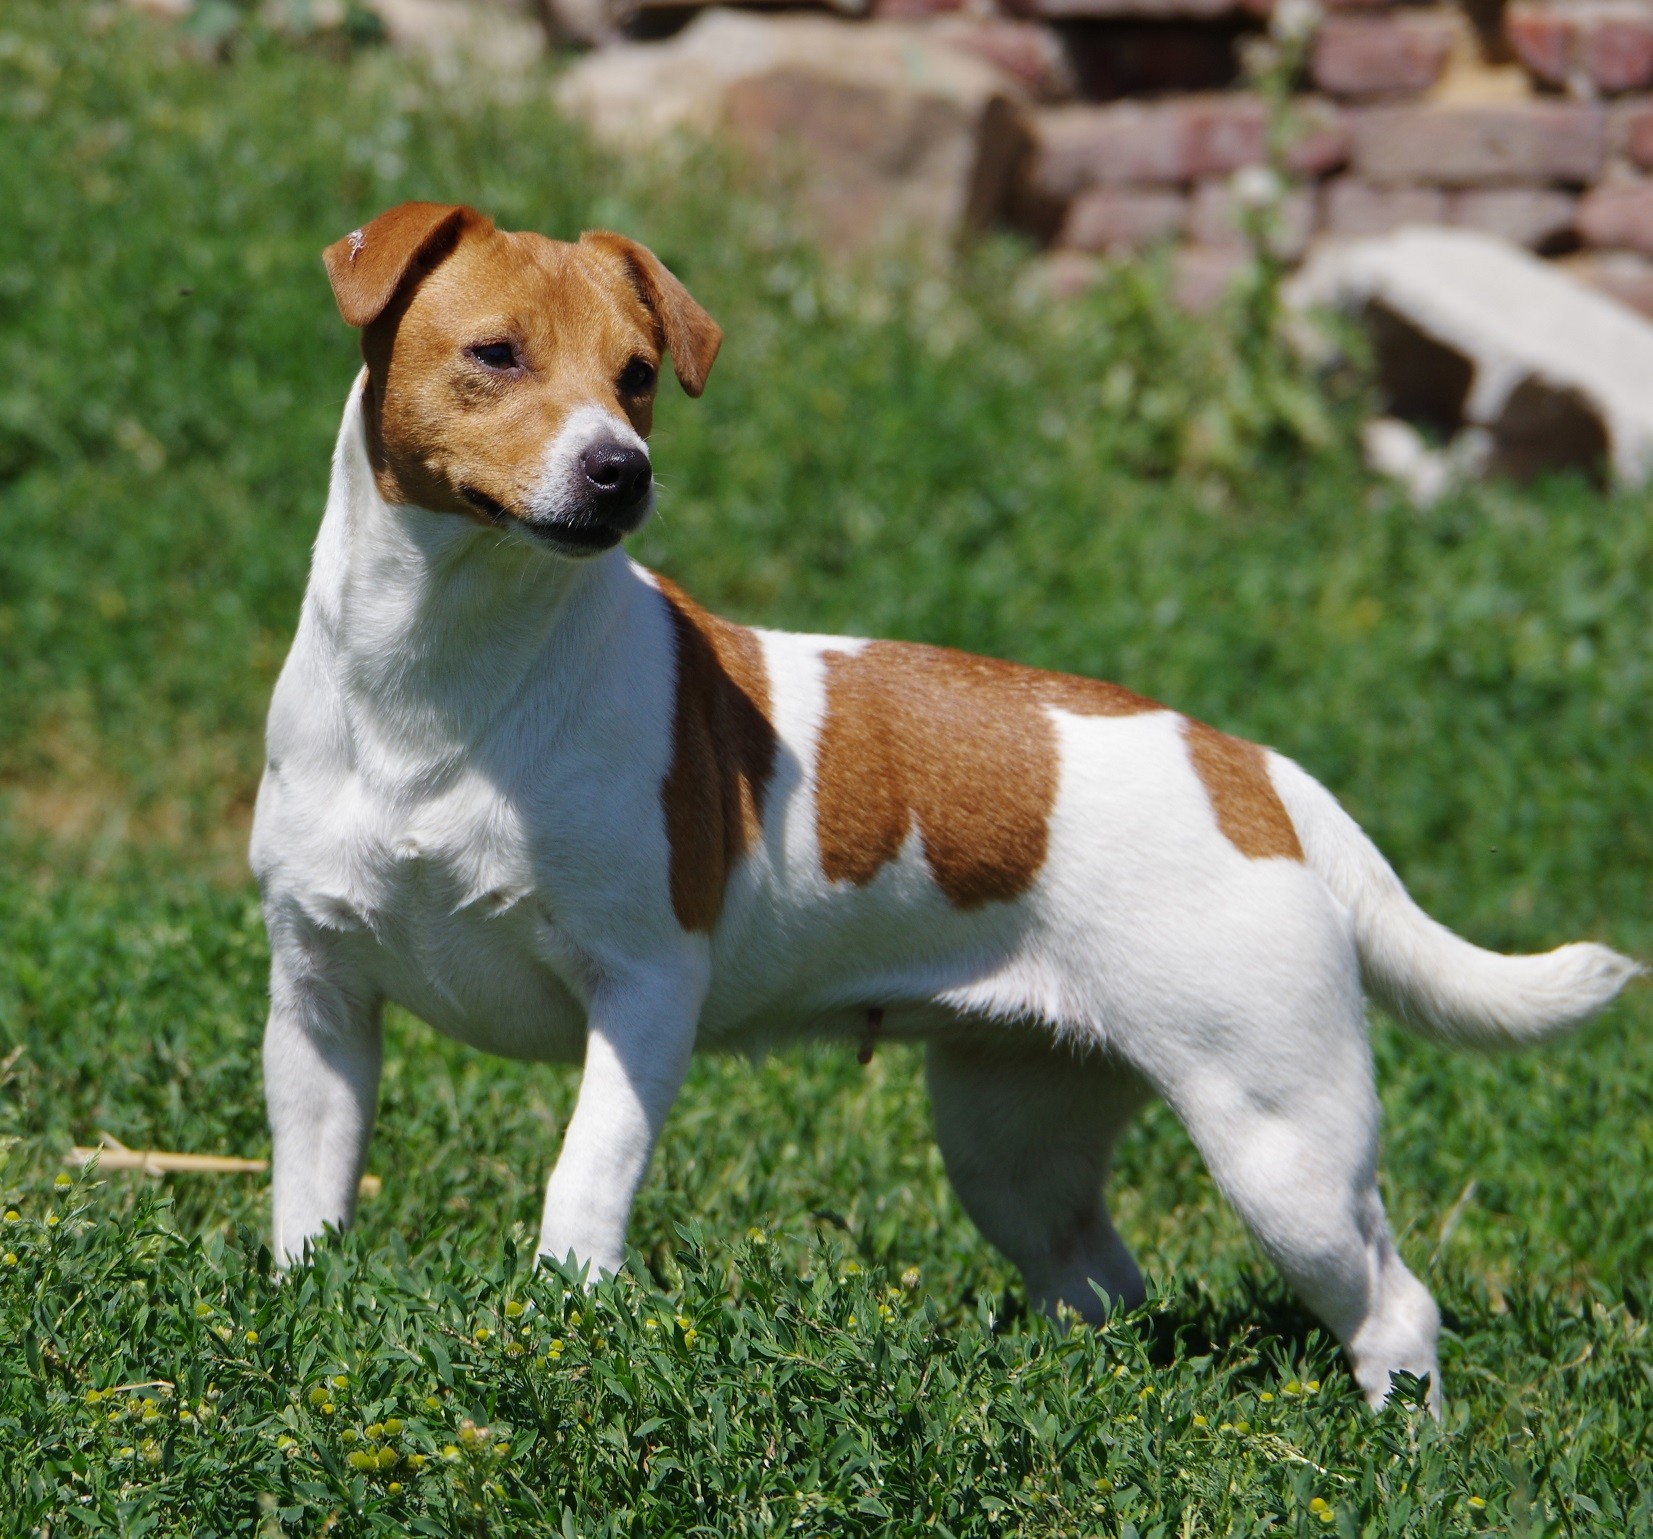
xmin=1181 ymin=718 xmax=1304 ymax=861
xmin=657 ymin=577 xmax=778 ymax=934
xmin=319 ymin=204 xmax=720 ymax=525
xmin=814 ymin=643 xmax=1157 ymax=910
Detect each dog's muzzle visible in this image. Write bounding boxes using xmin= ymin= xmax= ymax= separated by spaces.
xmin=521 ymin=438 xmax=654 ymax=554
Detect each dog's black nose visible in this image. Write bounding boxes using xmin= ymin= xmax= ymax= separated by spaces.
xmin=581 ymin=442 xmax=652 ymax=507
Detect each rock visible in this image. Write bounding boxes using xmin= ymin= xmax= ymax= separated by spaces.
xmin=1578 ymin=178 xmax=1653 ymax=252
xmin=932 ymin=16 xmax=1076 ymax=100
xmin=1362 ymin=416 xmax=1492 ymax=505
xmin=1320 ymin=179 xmax=1448 ymax=236
xmin=1309 ymin=13 xmax=1456 ymax=100
xmin=1003 ymin=0 xmax=1267 ymax=18
xmin=1448 ymin=187 xmax=1577 ymax=250
xmin=1506 ymin=2 xmax=1653 ymax=96
xmin=365 ymin=0 xmax=546 ymax=69
xmin=1017 ymin=95 xmax=1347 ymax=205
xmin=1348 ymin=102 xmax=1607 ymax=184
xmin=1189 ymin=176 xmax=1315 ymax=257
xmin=1559 ymin=248 xmax=1653 ymax=315
xmin=1616 ymin=97 xmax=1653 ymax=166
xmin=554 ymin=9 xmax=1022 ymax=253
xmin=1290 ymin=226 xmax=1653 ymax=485
xmin=1058 ymin=187 xmax=1189 ymax=251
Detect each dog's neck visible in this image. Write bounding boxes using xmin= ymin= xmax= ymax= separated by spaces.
xmin=305 ymin=374 xmax=631 ymax=764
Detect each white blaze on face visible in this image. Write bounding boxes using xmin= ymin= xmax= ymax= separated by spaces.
xmin=525 ymin=403 xmax=653 ymax=526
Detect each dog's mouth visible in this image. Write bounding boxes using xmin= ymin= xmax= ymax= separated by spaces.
xmin=460 ymin=484 xmax=510 ymax=524
xmin=461 ymin=484 xmax=629 ymax=556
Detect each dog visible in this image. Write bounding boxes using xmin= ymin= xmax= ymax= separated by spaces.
xmin=251 ymin=201 xmax=1639 ymax=1411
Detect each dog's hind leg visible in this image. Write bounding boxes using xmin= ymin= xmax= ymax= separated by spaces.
xmin=1136 ymin=986 xmax=1443 ymax=1413
xmin=927 ymin=1035 xmax=1151 ymax=1324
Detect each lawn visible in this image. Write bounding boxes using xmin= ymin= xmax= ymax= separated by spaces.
xmin=0 ymin=3 xmax=1649 ymax=1534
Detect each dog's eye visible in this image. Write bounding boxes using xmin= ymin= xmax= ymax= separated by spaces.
xmin=618 ymin=358 xmax=656 ymax=394
xmin=468 ymin=342 xmax=519 ymax=371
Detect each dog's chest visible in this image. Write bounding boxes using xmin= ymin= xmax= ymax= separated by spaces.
xmin=294 ymin=766 xmax=593 ymax=1062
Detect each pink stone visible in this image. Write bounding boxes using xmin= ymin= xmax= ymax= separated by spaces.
xmin=1578 ymin=179 xmax=1653 ymax=253
xmin=1024 ymin=95 xmax=1346 ymax=199
xmin=1309 ymin=14 xmax=1455 ymax=100
xmin=1448 ymin=187 xmax=1578 ymax=249
xmin=1058 ymin=186 xmax=1189 ymax=250
xmin=1506 ymin=3 xmax=1653 ymax=95
xmin=1349 ymin=102 xmax=1606 ymax=184
xmin=1320 ymin=178 xmax=1449 ymax=235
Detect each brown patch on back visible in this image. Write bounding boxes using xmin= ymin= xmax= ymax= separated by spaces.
xmin=1181 ymin=718 xmax=1304 ymax=862
xmin=814 ymin=642 xmax=1158 ymax=910
xmin=657 ymin=577 xmax=778 ymax=933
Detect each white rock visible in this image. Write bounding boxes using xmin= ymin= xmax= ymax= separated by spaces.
xmin=1290 ymin=226 xmax=1653 ymax=487
xmin=554 ymin=8 xmax=1022 ymax=252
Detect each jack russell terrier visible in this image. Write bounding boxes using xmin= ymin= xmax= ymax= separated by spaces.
xmin=251 ymin=201 xmax=1638 ymax=1411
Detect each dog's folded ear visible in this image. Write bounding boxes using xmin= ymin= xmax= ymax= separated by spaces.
xmin=323 ymin=202 xmax=491 ymax=329
xmin=579 ymin=232 xmax=723 ymax=397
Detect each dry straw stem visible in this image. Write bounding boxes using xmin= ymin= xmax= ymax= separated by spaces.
xmin=66 ymin=1135 xmax=382 ymax=1196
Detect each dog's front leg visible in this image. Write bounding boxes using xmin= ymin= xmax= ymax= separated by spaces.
xmin=262 ymin=936 xmax=381 ymax=1270
xmin=537 ymin=970 xmax=702 ymax=1278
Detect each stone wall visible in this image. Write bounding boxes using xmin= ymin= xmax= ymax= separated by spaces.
xmin=545 ymin=0 xmax=1653 ymax=314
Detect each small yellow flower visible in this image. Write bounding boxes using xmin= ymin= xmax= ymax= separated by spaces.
xmin=900 ymin=1267 xmax=922 ymax=1290
xmin=382 ymin=1417 xmax=403 ymax=1436
xmin=2 ymin=1211 xmax=17 ymax=1222
xmin=347 ymin=1449 xmax=373 ymax=1471
xmin=364 ymin=1422 xmax=383 ymax=1440
xmin=1468 ymin=1496 xmax=1486 ymax=1511
xmin=682 ymin=1328 xmax=698 ymax=1348
xmin=1306 ymin=1380 xmax=1321 ymax=1393
xmin=139 ymin=1439 xmax=162 ymax=1465
xmin=244 ymin=1330 xmax=259 ymax=1345
xmin=321 ymin=1401 xmax=336 ymax=1415
xmin=1191 ymin=1414 xmax=1207 ymax=1427
xmin=178 ymin=1407 xmax=194 ymax=1422
xmin=331 ymin=1374 xmax=350 ymax=1390
xmin=1283 ymin=1379 xmax=1302 ymax=1395
xmin=474 ymin=1326 xmax=492 ymax=1343
xmin=1232 ymin=1419 xmax=1251 ymax=1434
xmin=376 ymin=1446 xmax=399 ymax=1470
xmin=1309 ymin=1497 xmax=1334 ymax=1524
xmin=45 ymin=1213 xmax=59 ymax=1228
xmin=54 ymin=1172 xmax=72 ymax=1188
xmin=406 ymin=1453 xmax=426 ymax=1471
xmin=423 ymin=1395 xmax=442 ymax=1412
xmin=118 ymin=1445 xmax=135 ymax=1458
xmin=841 ymin=1260 xmax=862 ymax=1277
xmin=276 ymin=1434 xmax=297 ymax=1451
xmin=441 ymin=1445 xmax=460 ymax=1462
xmin=504 ymin=1300 xmax=525 ymax=1318
xmin=746 ymin=1227 xmax=767 ymax=1244
xmin=194 ymin=1302 xmax=212 ymax=1318
xmin=387 ymin=1481 xmax=403 ymax=1495
xmin=307 ymin=1386 xmax=328 ymax=1406
xmin=847 ymin=1313 xmax=857 ymax=1326
xmin=1259 ymin=1391 xmax=1274 ymax=1403
xmin=341 ymin=1428 xmax=359 ymax=1444
xmin=2 ymin=1254 xmax=15 ymax=1267
xmin=546 ymin=1339 xmax=565 ymax=1359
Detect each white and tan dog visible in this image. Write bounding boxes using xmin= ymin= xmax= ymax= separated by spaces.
xmin=251 ymin=201 xmax=1638 ymax=1410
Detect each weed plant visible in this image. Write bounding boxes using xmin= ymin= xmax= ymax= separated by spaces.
xmin=0 ymin=2 xmax=1649 ymax=1533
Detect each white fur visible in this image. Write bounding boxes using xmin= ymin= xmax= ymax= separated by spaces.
xmin=251 ymin=374 xmax=1638 ymax=1412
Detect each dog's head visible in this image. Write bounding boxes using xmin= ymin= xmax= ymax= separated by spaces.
xmin=323 ymin=202 xmax=721 ymax=558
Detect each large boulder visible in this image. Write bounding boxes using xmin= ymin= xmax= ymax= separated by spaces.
xmin=554 ymin=9 xmax=1026 ymax=253
xmin=1290 ymin=226 xmax=1653 ymax=486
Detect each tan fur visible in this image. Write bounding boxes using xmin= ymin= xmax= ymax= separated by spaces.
xmin=320 ymin=205 xmax=721 ymax=525
xmin=1182 ymin=718 xmax=1304 ymax=862
xmin=657 ymin=577 xmax=778 ymax=934
xmin=814 ymin=643 xmax=1160 ymax=909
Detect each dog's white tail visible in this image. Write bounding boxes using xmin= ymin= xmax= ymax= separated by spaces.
xmin=1269 ymin=754 xmax=1641 ymax=1046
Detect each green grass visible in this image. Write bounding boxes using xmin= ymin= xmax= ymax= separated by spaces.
xmin=1 ymin=3 xmax=1649 ymax=1534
